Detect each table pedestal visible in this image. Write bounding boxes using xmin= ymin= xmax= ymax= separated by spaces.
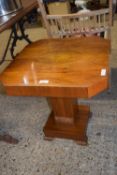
xmin=44 ymin=98 xmax=91 ymax=145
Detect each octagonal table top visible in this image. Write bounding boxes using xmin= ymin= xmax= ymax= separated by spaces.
xmin=0 ymin=36 xmax=110 ymax=98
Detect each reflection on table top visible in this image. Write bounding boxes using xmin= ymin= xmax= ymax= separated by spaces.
xmin=0 ymin=36 xmax=110 ymax=98
xmin=0 ymin=0 xmax=38 ymax=33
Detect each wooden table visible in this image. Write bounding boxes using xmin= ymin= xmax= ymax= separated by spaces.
xmin=0 ymin=0 xmax=38 ymax=64
xmin=0 ymin=36 xmax=110 ymax=145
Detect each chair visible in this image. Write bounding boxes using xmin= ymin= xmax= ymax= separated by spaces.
xmin=37 ymin=0 xmax=113 ymax=39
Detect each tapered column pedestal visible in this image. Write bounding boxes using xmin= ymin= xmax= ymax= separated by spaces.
xmin=44 ymin=98 xmax=91 ymax=145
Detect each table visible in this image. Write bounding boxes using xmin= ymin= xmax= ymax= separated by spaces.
xmin=0 ymin=0 xmax=38 ymax=65
xmin=0 ymin=36 xmax=110 ymax=145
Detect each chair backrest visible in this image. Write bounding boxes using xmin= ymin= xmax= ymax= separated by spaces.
xmin=37 ymin=0 xmax=113 ymax=39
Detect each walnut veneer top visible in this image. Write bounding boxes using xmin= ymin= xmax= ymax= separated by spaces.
xmin=0 ymin=37 xmax=110 ymax=98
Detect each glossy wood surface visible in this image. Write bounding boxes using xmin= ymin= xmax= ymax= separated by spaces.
xmin=44 ymin=98 xmax=91 ymax=145
xmin=0 ymin=36 xmax=110 ymax=144
xmin=0 ymin=36 xmax=110 ymax=98
xmin=0 ymin=0 xmax=38 ymax=33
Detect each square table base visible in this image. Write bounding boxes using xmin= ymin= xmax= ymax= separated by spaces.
xmin=44 ymin=98 xmax=91 ymax=145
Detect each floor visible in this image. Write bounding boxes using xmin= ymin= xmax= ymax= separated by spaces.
xmin=0 ymin=22 xmax=117 ymax=175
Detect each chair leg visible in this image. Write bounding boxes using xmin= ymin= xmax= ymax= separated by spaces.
xmin=0 ymin=133 xmax=19 ymax=144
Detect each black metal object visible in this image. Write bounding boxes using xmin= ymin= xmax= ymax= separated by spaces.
xmin=10 ymin=21 xmax=32 ymax=59
xmin=0 ymin=8 xmax=38 ymax=65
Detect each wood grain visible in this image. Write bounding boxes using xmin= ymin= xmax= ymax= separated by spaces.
xmin=44 ymin=102 xmax=91 ymax=145
xmin=0 ymin=36 xmax=110 ymax=144
xmin=0 ymin=36 xmax=110 ymax=98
